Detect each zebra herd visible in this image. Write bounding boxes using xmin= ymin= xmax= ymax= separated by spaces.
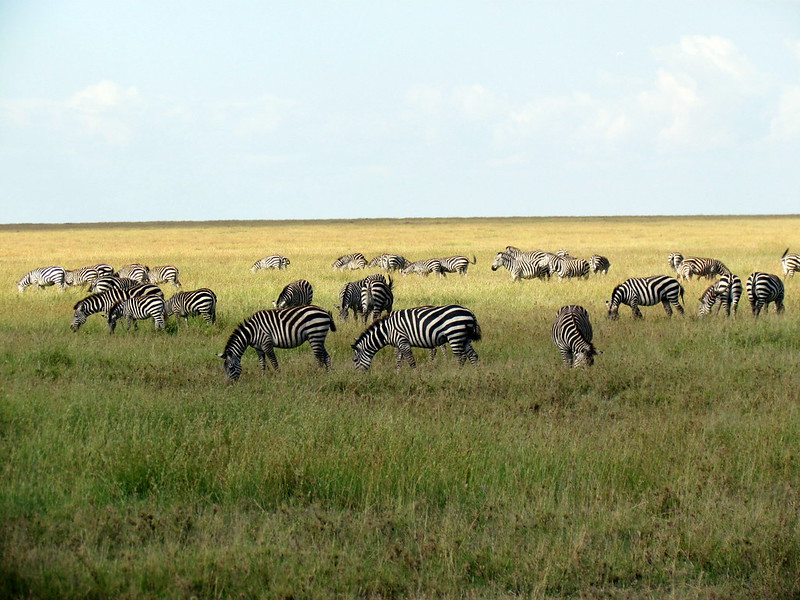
xmin=491 ymin=246 xmax=610 ymax=281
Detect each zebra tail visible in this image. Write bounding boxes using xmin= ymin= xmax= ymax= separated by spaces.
xmin=471 ymin=255 xmax=477 ymax=264
xmin=468 ymin=319 xmax=482 ymax=341
xmin=782 ymin=248 xmax=789 ymax=259
xmin=327 ymin=311 xmax=337 ymax=332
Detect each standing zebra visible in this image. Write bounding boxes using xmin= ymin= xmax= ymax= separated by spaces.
xmin=698 ymin=273 xmax=742 ymax=318
xmin=401 ymin=259 xmax=446 ymax=277
xmin=332 ymin=253 xmax=367 ymax=270
xmin=369 ymin=254 xmax=411 ymax=271
xmin=667 ymin=252 xmax=684 ymax=273
xmin=746 ymin=272 xmax=785 ymax=317
xmin=116 ymin=264 xmax=149 ymax=283
xmin=361 ymin=276 xmax=394 ymax=322
xmin=165 ymin=288 xmax=217 ymax=324
xmin=606 ymin=275 xmax=685 ymax=319
xmin=107 ymin=295 xmax=167 ymax=333
xmin=17 ymin=266 xmax=67 ymax=292
xmin=438 ymin=255 xmax=477 ymax=275
xmin=351 ymin=305 xmax=481 ymax=370
xmin=781 ymin=248 xmax=800 ymax=279
xmin=251 ymin=255 xmax=290 ymax=272
xmin=676 ymin=257 xmax=730 ymax=280
xmin=589 ymin=254 xmax=611 ymax=275
xmin=147 ymin=265 xmax=181 ymax=287
xmin=338 ymin=281 xmax=365 ymax=321
xmin=553 ymin=256 xmax=590 ymax=280
xmin=491 ymin=252 xmax=548 ymax=281
xmin=64 ymin=266 xmax=100 ymax=287
xmin=551 ymin=305 xmax=600 ymax=367
xmin=217 ymin=305 xmax=336 ymax=379
xmin=274 ymin=279 xmax=313 ymax=309
xmin=71 ymin=285 xmax=163 ymax=331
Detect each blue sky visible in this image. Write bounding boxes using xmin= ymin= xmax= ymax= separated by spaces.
xmin=1 ymin=1 xmax=799 ymax=224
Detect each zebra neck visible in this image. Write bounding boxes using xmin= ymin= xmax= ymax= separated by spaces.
xmin=224 ymin=327 xmax=249 ymax=358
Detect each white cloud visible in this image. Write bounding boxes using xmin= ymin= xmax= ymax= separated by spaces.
xmin=769 ymin=85 xmax=800 ymax=141
xmin=67 ymin=80 xmax=143 ymax=144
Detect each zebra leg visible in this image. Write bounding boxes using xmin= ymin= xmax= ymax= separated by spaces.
xmin=661 ymin=300 xmax=673 ymax=317
xmin=255 ymin=349 xmax=267 ymax=374
xmin=154 ymin=315 xmax=165 ymax=330
xmin=559 ymin=349 xmax=574 ymax=367
xmin=394 ymin=340 xmax=415 ymax=368
xmin=310 ymin=340 xmax=332 ymax=370
xmin=776 ymin=299 xmax=785 ymax=314
xmin=264 ymin=344 xmax=280 ymax=371
xmin=631 ymin=303 xmax=643 ymax=319
xmin=464 ymin=343 xmax=479 ymax=365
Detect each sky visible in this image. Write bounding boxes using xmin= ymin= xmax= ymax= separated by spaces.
xmin=1 ymin=1 xmax=799 ymax=224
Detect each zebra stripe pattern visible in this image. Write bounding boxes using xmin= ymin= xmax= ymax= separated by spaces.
xmin=438 ymin=255 xmax=477 ymax=275
xmin=553 ymin=256 xmax=590 ymax=280
xmin=781 ymin=248 xmax=800 ymax=279
xmin=551 ymin=305 xmax=599 ymax=367
xmin=274 ymin=279 xmax=313 ymax=309
xmin=676 ymin=257 xmax=730 ymax=280
xmin=165 ymin=288 xmax=217 ymax=324
xmin=589 ymin=254 xmax=611 ymax=275
xmin=92 ymin=264 xmax=115 ymax=277
xmin=251 ymin=255 xmax=290 ymax=272
xmin=338 ymin=281 xmax=365 ymax=321
xmin=71 ymin=284 xmax=164 ymax=331
xmin=491 ymin=252 xmax=548 ymax=281
xmin=217 ymin=305 xmax=336 ymax=379
xmin=64 ymin=266 xmax=101 ymax=287
xmin=606 ymin=275 xmax=685 ymax=319
xmin=746 ymin=272 xmax=785 ymax=317
xmin=17 ymin=266 xmax=67 ymax=292
xmin=147 ymin=265 xmax=181 ymax=287
xmin=698 ymin=273 xmax=742 ymax=317
xmin=108 ymin=295 xmax=167 ymax=333
xmin=369 ymin=254 xmax=410 ymax=271
xmin=401 ymin=259 xmax=445 ymax=277
xmin=89 ymin=276 xmax=143 ymax=294
xmin=351 ymin=305 xmax=481 ymax=370
xmin=332 ymin=253 xmax=367 ymax=270
xmin=116 ymin=264 xmax=149 ymax=283
xmin=361 ymin=277 xmax=394 ymax=322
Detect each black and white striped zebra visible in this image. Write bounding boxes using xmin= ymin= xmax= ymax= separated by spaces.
xmin=89 ymin=276 xmax=143 ymax=294
xmin=676 ymin=257 xmax=730 ymax=280
xmin=746 ymin=272 xmax=785 ymax=317
xmin=781 ymin=248 xmax=800 ymax=279
xmin=698 ymin=273 xmax=742 ymax=318
xmin=606 ymin=275 xmax=685 ymax=319
xmin=251 ymin=255 xmax=290 ymax=272
xmin=107 ymin=295 xmax=167 ymax=333
xmin=369 ymin=254 xmax=411 ymax=271
xmin=401 ymin=259 xmax=445 ymax=277
xmin=92 ymin=264 xmax=115 ymax=277
xmin=667 ymin=252 xmax=684 ymax=273
xmin=332 ymin=253 xmax=367 ymax=271
xmin=551 ymin=305 xmax=600 ymax=368
xmin=505 ymin=246 xmax=556 ymax=277
xmin=165 ymin=288 xmax=217 ymax=325
xmin=351 ymin=305 xmax=481 ymax=370
xmin=552 ymin=256 xmax=590 ymax=280
xmin=71 ymin=284 xmax=163 ymax=332
xmin=64 ymin=266 xmax=101 ymax=287
xmin=17 ymin=266 xmax=67 ymax=292
xmin=491 ymin=252 xmax=548 ymax=281
xmin=147 ymin=265 xmax=181 ymax=287
xmin=116 ymin=264 xmax=149 ymax=283
xmin=361 ymin=276 xmax=394 ymax=322
xmin=438 ymin=255 xmax=477 ymax=275
xmin=217 ymin=305 xmax=336 ymax=379
xmin=274 ymin=279 xmax=313 ymax=309
xmin=589 ymin=254 xmax=611 ymax=275
xmin=338 ymin=281 xmax=365 ymax=321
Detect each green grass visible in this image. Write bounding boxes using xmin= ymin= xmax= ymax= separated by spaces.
xmin=1 ymin=216 xmax=800 ymax=599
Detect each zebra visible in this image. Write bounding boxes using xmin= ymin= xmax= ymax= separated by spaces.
xmin=369 ymin=254 xmax=410 ymax=271
xmin=147 ymin=265 xmax=181 ymax=287
xmin=505 ymin=246 xmax=557 ymax=277
xmin=351 ymin=305 xmax=481 ymax=370
xmin=332 ymin=253 xmax=367 ymax=271
xmin=668 ymin=252 xmax=684 ymax=273
xmin=551 ymin=305 xmax=600 ymax=368
xmin=553 ymin=256 xmax=590 ymax=280
xmin=401 ymin=259 xmax=445 ymax=277
xmin=251 ymin=255 xmax=290 ymax=272
xmin=92 ymin=264 xmax=115 ymax=277
xmin=361 ymin=276 xmax=394 ymax=322
xmin=438 ymin=255 xmax=477 ymax=275
xmin=589 ymin=254 xmax=611 ymax=275
xmin=17 ymin=266 xmax=67 ymax=292
xmin=781 ymin=248 xmax=800 ymax=279
xmin=64 ymin=266 xmax=101 ymax=287
xmin=107 ymin=295 xmax=167 ymax=333
xmin=217 ymin=305 xmax=336 ymax=379
xmin=698 ymin=273 xmax=742 ymax=318
xmin=89 ymin=276 xmax=143 ymax=294
xmin=71 ymin=284 xmax=163 ymax=332
xmin=165 ymin=288 xmax=217 ymax=324
xmin=338 ymin=281 xmax=365 ymax=321
xmin=606 ymin=275 xmax=685 ymax=319
xmin=491 ymin=252 xmax=548 ymax=281
xmin=746 ymin=272 xmax=785 ymax=317
xmin=274 ymin=279 xmax=313 ymax=309
xmin=116 ymin=264 xmax=149 ymax=283
xmin=676 ymin=257 xmax=730 ymax=280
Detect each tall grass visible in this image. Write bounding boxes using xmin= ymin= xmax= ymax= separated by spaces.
xmin=1 ymin=216 xmax=799 ymax=599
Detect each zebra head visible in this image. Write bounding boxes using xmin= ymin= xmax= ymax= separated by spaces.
xmin=71 ymin=309 xmax=88 ymax=332
xmin=573 ymin=347 xmax=600 ymax=367
xmin=351 ymin=340 xmax=373 ymax=371
xmin=491 ymin=252 xmax=507 ymax=271
xmin=216 ymin=351 xmax=242 ymax=381
xmin=605 ymin=300 xmax=619 ymax=321
xmin=698 ymin=285 xmax=719 ymax=316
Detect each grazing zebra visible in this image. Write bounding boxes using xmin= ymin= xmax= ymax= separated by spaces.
xmin=361 ymin=276 xmax=394 ymax=322
xmin=551 ymin=305 xmax=600 ymax=368
xmin=64 ymin=266 xmax=101 ymax=287
xmin=116 ymin=264 xmax=149 ymax=283
xmin=251 ymin=255 xmax=290 ymax=272
xmin=369 ymin=254 xmax=411 ymax=271
xmin=698 ymin=273 xmax=742 ymax=318
xmin=332 ymin=253 xmax=367 ymax=271
xmin=676 ymin=257 xmax=730 ymax=280
xmin=89 ymin=276 xmax=143 ymax=294
xmin=338 ymin=281 xmax=365 ymax=321
xmin=491 ymin=252 xmax=548 ymax=281
xmin=438 ymin=255 xmax=477 ymax=275
xmin=781 ymin=248 xmax=800 ymax=279
xmin=71 ymin=284 xmax=163 ymax=332
xmin=606 ymin=275 xmax=685 ymax=319
xmin=589 ymin=254 xmax=611 ymax=275
xmin=401 ymin=259 xmax=445 ymax=277
xmin=746 ymin=272 xmax=785 ymax=317
xmin=165 ymin=288 xmax=217 ymax=324
xmin=217 ymin=305 xmax=336 ymax=379
xmin=667 ymin=252 xmax=684 ymax=273
xmin=553 ymin=256 xmax=590 ymax=280
xmin=351 ymin=305 xmax=481 ymax=370
xmin=274 ymin=279 xmax=313 ymax=309
xmin=17 ymin=266 xmax=67 ymax=292
xmin=147 ymin=265 xmax=181 ymax=287
xmin=107 ymin=295 xmax=167 ymax=333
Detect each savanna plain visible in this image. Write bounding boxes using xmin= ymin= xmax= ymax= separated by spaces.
xmin=2 ymin=216 xmax=800 ymax=600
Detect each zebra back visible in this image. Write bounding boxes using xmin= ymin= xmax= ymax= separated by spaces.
xmin=64 ymin=266 xmax=100 ymax=286
xmin=108 ymin=295 xmax=167 ymax=333
xmin=165 ymin=288 xmax=217 ymax=324
xmin=332 ymin=253 xmax=367 ymax=270
xmin=251 ymin=255 xmax=290 ymax=272
xmin=274 ymin=279 xmax=314 ymax=309
xmin=551 ymin=305 xmax=598 ymax=367
xmin=781 ymin=249 xmax=800 ymax=278
xmin=746 ymin=272 xmax=785 ymax=316
xmin=147 ymin=265 xmax=181 ymax=287
xmin=17 ymin=266 xmax=67 ymax=292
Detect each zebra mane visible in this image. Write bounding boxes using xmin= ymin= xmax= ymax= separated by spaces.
xmin=351 ymin=313 xmax=391 ymax=348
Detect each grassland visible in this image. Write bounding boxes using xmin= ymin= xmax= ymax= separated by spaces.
xmin=1 ymin=215 xmax=799 ymax=599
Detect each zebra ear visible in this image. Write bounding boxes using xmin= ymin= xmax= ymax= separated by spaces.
xmin=216 ymin=352 xmax=225 ymax=359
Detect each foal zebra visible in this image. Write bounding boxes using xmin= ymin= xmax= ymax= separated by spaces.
xmin=251 ymin=255 xmax=290 ymax=272
xmin=217 ymin=305 xmax=336 ymax=379
xmin=64 ymin=266 xmax=100 ymax=287
xmin=332 ymin=253 xmax=367 ymax=270
xmin=551 ymin=305 xmax=600 ymax=367
xmin=781 ymin=249 xmax=800 ymax=279
xmin=107 ymin=295 xmax=167 ymax=333
xmin=147 ymin=265 xmax=181 ymax=287
xmin=274 ymin=279 xmax=313 ymax=309
xmin=698 ymin=273 xmax=742 ymax=317
xmin=361 ymin=277 xmax=394 ymax=322
xmin=165 ymin=288 xmax=217 ymax=324
xmin=438 ymin=255 xmax=477 ymax=275
xmin=71 ymin=285 xmax=163 ymax=331
xmin=17 ymin=266 xmax=67 ymax=292
xmin=606 ymin=275 xmax=685 ymax=319
xmin=401 ymin=259 xmax=445 ymax=277
xmin=116 ymin=264 xmax=149 ymax=283
xmin=491 ymin=252 xmax=548 ymax=281
xmin=351 ymin=305 xmax=481 ymax=370
xmin=746 ymin=272 xmax=785 ymax=317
